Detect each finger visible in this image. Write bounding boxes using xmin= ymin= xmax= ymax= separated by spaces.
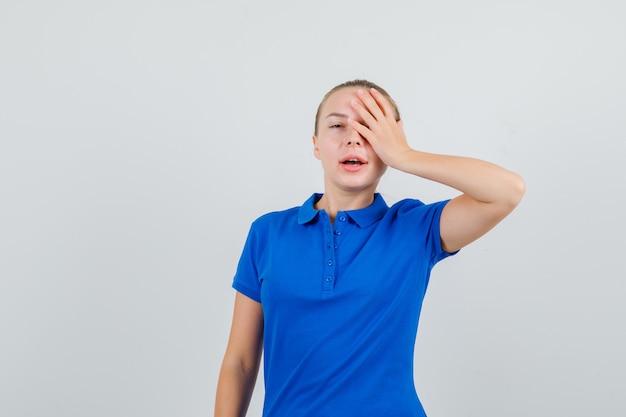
xmin=356 ymin=89 xmax=386 ymax=121
xmin=369 ymin=88 xmax=398 ymax=121
xmin=350 ymin=97 xmax=377 ymax=130
xmin=347 ymin=117 xmax=374 ymax=142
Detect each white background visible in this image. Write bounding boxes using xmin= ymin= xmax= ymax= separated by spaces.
xmin=1 ymin=1 xmax=625 ymax=416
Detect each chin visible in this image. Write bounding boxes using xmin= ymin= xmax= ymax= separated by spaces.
xmin=341 ymin=181 xmax=380 ymax=193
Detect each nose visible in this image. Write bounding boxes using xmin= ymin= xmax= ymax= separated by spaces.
xmin=344 ymin=128 xmax=363 ymax=146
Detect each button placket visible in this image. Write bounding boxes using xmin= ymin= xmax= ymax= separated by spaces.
xmin=321 ymin=212 xmax=346 ymax=295
xmin=322 ymin=220 xmax=335 ymax=294
xmin=322 ymin=212 xmax=347 ymax=294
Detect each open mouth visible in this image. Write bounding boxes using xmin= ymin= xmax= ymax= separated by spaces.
xmin=341 ymin=158 xmax=366 ymax=166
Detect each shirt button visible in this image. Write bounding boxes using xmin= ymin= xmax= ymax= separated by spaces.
xmin=325 ymin=276 xmax=333 ymax=282
xmin=327 ymin=260 xmax=333 ymax=266
xmin=334 ymin=244 xmax=338 ymax=249
xmin=334 ymin=230 xmax=341 ymax=235
xmin=338 ymin=215 xmax=346 ymax=222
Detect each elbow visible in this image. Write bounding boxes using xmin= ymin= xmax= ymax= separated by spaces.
xmin=506 ymin=173 xmax=526 ymax=209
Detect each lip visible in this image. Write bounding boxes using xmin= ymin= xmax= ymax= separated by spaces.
xmin=340 ymin=154 xmax=368 ymax=172
xmin=340 ymin=154 xmax=367 ymax=164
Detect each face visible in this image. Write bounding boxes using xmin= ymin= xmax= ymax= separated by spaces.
xmin=312 ymin=87 xmax=388 ymax=195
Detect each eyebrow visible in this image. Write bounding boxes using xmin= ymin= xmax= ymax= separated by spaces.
xmin=325 ymin=112 xmax=349 ymax=119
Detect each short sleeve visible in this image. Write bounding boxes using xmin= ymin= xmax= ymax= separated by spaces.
xmin=232 ymin=221 xmax=262 ymax=303
xmin=397 ymin=199 xmax=458 ymax=267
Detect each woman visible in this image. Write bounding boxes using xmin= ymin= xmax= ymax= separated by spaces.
xmin=215 ymin=79 xmax=525 ymax=417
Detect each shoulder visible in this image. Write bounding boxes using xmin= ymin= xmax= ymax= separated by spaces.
xmin=254 ymin=206 xmax=299 ymax=222
xmin=386 ymin=198 xmax=451 ymax=225
xmin=249 ymin=205 xmax=301 ymax=234
xmin=251 ymin=193 xmax=320 ymax=230
xmin=388 ymin=198 xmax=448 ymax=213
xmin=390 ymin=198 xmax=425 ymax=210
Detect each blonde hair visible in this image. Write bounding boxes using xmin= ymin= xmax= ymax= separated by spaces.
xmin=314 ymin=79 xmax=400 ymax=135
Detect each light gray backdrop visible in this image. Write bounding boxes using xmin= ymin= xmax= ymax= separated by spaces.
xmin=1 ymin=0 xmax=624 ymax=416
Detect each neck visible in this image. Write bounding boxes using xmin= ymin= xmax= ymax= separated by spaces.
xmin=315 ymin=191 xmax=375 ymax=224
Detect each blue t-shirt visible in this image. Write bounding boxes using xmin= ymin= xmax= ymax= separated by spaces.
xmin=233 ymin=193 xmax=456 ymax=417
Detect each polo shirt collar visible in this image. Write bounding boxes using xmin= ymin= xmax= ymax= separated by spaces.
xmin=297 ymin=193 xmax=389 ymax=227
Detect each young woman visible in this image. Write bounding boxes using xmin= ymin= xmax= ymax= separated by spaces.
xmin=215 ymin=80 xmax=525 ymax=417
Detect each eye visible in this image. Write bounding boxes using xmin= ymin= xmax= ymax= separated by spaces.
xmin=330 ymin=124 xmax=343 ymax=129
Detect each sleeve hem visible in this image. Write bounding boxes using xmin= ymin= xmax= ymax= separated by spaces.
xmin=232 ymin=281 xmax=262 ymax=303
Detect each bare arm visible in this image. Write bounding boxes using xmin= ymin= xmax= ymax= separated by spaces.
xmin=349 ymin=88 xmax=526 ymax=252
xmin=389 ymin=151 xmax=524 ymax=253
xmin=215 ymin=292 xmax=264 ymax=417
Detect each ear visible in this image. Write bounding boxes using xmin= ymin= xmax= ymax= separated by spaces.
xmin=312 ymin=135 xmax=321 ymax=160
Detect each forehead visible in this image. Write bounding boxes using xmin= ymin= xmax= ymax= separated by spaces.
xmin=321 ymin=87 xmax=361 ymax=113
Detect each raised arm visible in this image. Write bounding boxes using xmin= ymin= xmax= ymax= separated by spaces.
xmin=215 ymin=292 xmax=264 ymax=417
xmin=348 ymin=88 xmax=525 ymax=253
xmin=390 ymin=151 xmax=524 ymax=253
